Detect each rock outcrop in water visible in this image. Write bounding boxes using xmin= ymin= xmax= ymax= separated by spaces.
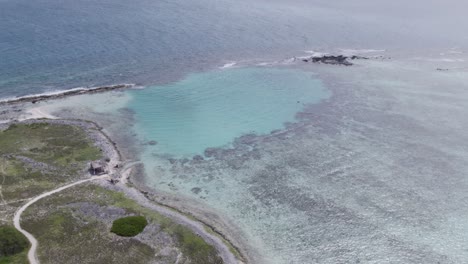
xmin=301 ymin=55 xmax=369 ymax=66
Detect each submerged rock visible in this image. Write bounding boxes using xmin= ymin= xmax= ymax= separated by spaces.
xmin=192 ymin=155 xmax=204 ymax=162
xmin=191 ymin=187 xmax=202 ymax=194
xmin=147 ymin=140 xmax=158 ymax=145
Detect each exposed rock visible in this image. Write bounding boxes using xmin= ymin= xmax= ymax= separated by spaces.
xmin=0 ymin=84 xmax=134 ymax=106
xmin=301 ymin=54 xmax=369 ymax=66
xmin=67 ymin=202 xmax=127 ymax=222
xmin=109 ymin=178 xmax=119 ymax=184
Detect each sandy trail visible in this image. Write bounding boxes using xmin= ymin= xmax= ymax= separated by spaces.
xmin=119 ymin=161 xmax=142 ymax=184
xmin=19 ymin=107 xmax=56 ymax=121
xmin=13 ymin=175 xmax=108 ymax=264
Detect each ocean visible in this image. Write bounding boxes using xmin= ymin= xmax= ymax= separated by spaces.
xmin=2 ymin=0 xmax=467 ymax=98
xmin=2 ymin=0 xmax=468 ymax=263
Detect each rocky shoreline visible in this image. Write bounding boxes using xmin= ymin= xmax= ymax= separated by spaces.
xmin=0 ymin=84 xmax=134 ymax=106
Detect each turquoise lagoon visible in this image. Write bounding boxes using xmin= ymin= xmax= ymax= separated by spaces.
xmin=125 ymin=66 xmax=331 ymax=263
xmin=128 ymin=67 xmax=330 ymax=157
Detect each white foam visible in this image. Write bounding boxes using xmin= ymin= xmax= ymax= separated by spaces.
xmin=339 ymin=48 xmax=385 ymax=56
xmin=426 ymin=58 xmax=465 ymax=62
xmin=305 ymin=50 xmax=329 ymax=57
xmin=219 ymin=62 xmax=237 ymax=69
xmin=280 ymin=57 xmax=298 ymax=65
xmin=447 ymin=48 xmax=463 ymax=54
xmin=130 ymin=85 xmax=146 ymax=90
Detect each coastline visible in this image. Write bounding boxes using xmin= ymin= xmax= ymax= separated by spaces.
xmin=2 ymin=114 xmax=248 ymax=263
xmin=3 ymin=55 xmax=467 ymax=263
xmin=128 ymin=170 xmax=254 ymax=263
xmin=0 ymin=58 xmax=342 ymax=264
xmin=0 ymin=56 xmax=408 ymax=264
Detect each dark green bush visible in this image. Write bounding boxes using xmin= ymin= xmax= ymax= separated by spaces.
xmin=0 ymin=226 xmax=29 ymax=257
xmin=110 ymin=216 xmax=147 ymax=237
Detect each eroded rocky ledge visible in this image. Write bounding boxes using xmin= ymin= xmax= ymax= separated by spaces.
xmin=0 ymin=84 xmax=134 ymax=106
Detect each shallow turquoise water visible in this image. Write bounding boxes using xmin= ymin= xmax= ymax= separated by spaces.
xmin=128 ymin=67 xmax=330 ymax=157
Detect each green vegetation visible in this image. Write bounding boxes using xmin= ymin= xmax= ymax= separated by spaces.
xmin=173 ymin=225 xmax=223 ymax=264
xmin=89 ymin=186 xmax=224 ymax=263
xmin=0 ymin=122 xmax=103 ymax=263
xmin=0 ymin=122 xmax=225 ymax=263
xmin=0 ymin=122 xmax=102 ymax=202
xmin=0 ymin=123 xmax=101 ymax=168
xmin=22 ymin=184 xmax=224 ymax=264
xmin=0 ymin=226 xmax=29 ymax=259
xmin=89 ymin=186 xmax=223 ymax=263
xmin=111 ymin=216 xmax=148 ymax=237
xmin=22 ymin=209 xmax=155 ymax=264
xmin=0 ymin=251 xmax=27 ymax=264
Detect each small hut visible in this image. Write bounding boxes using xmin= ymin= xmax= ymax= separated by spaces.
xmin=90 ymin=160 xmax=107 ymax=175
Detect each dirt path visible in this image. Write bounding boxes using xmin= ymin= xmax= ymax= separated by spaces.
xmin=13 ymin=175 xmax=108 ymax=264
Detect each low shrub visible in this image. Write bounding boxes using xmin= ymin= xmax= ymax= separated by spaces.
xmin=110 ymin=216 xmax=147 ymax=237
xmin=0 ymin=226 xmax=29 ymax=257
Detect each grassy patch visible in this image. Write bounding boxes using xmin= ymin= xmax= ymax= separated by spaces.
xmin=89 ymin=186 xmax=223 ymax=263
xmin=0 ymin=123 xmax=101 ymax=169
xmin=23 ymin=184 xmax=224 ymax=263
xmin=23 ymin=210 xmax=155 ymax=264
xmin=172 ymin=225 xmax=223 ymax=264
xmin=111 ymin=216 xmax=148 ymax=237
xmin=0 ymin=122 xmax=102 ymax=202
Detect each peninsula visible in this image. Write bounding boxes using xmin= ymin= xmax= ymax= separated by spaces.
xmin=0 ymin=117 xmax=244 ymax=264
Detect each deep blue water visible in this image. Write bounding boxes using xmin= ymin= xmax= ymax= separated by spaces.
xmin=1 ymin=0 xmax=467 ymax=98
